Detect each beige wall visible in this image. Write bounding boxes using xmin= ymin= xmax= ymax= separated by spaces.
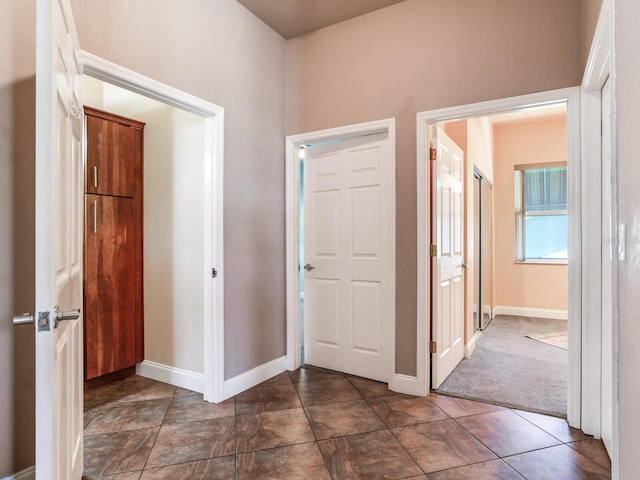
xmin=71 ymin=0 xmax=288 ymax=380
xmin=83 ymin=77 xmax=208 ymax=374
xmin=615 ymin=0 xmax=640 ymax=475
xmin=0 ymin=0 xmax=36 ymax=475
xmin=286 ymin=0 xmax=583 ymax=375
xmin=493 ymin=115 xmax=568 ymax=311
xmin=0 ymin=0 xmax=607 ymax=475
xmin=582 ymin=0 xmax=604 ymax=67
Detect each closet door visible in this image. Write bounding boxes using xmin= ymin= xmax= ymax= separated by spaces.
xmin=85 ymin=110 xmax=142 ymax=197
xmin=84 ymin=194 xmax=136 ymax=379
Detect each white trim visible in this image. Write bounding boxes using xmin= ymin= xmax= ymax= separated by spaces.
xmin=136 ymin=361 xmax=204 ymax=393
xmin=464 ymin=330 xmax=481 ymax=358
xmin=417 ymin=86 xmax=582 ymax=424
xmin=582 ymin=0 xmax=617 ymax=475
xmin=80 ymin=51 xmax=225 ymax=403
xmin=285 ymin=118 xmax=397 ymax=387
xmin=222 ymin=356 xmax=288 ymax=399
xmin=492 ymin=306 xmax=568 ymax=321
xmin=388 ymin=374 xmax=421 ymax=396
xmin=1 ymin=466 xmax=35 ymax=480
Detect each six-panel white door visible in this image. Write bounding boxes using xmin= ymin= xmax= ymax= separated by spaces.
xmin=432 ymin=127 xmax=465 ymax=389
xmin=35 ymin=0 xmax=84 ymax=478
xmin=304 ymin=133 xmax=391 ymax=382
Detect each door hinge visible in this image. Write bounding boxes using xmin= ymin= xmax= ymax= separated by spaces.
xmin=211 ymin=268 xmax=218 ymax=279
xmin=430 ymin=147 xmax=437 ymax=161
xmin=430 ymin=244 xmax=437 ymax=257
xmin=430 ymin=341 xmax=437 ymax=354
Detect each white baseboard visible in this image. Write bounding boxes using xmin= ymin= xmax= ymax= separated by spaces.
xmin=388 ymin=373 xmax=426 ymax=397
xmin=136 ymin=360 xmax=204 ymax=393
xmin=493 ymin=306 xmax=568 ymax=320
xmin=1 ymin=466 xmax=35 ymax=480
xmin=223 ymin=356 xmax=288 ymax=399
xmin=465 ymin=331 xmax=481 ymax=358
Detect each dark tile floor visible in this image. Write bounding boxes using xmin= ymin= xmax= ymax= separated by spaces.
xmin=82 ymin=367 xmax=611 ymax=480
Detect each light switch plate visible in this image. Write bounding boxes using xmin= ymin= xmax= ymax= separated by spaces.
xmin=618 ymin=223 xmax=627 ymax=262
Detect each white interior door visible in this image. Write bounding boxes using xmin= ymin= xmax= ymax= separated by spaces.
xmin=600 ymin=77 xmax=613 ymax=457
xmin=432 ymin=127 xmax=465 ymax=389
xmin=35 ymin=0 xmax=84 ymax=478
xmin=304 ymin=133 xmax=391 ymax=382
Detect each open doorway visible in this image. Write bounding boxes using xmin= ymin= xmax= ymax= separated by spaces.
xmin=286 ymin=119 xmax=397 ymax=386
xmin=417 ymin=87 xmax=583 ymax=426
xmin=80 ymin=53 xmax=225 ymax=403
xmin=432 ymin=105 xmax=570 ymax=417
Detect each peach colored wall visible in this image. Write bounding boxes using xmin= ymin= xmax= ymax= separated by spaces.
xmin=493 ymin=115 xmax=568 ymax=311
xmin=286 ymin=0 xmax=582 ymax=375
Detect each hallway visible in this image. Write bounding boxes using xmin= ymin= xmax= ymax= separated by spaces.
xmin=82 ymin=366 xmax=610 ymax=479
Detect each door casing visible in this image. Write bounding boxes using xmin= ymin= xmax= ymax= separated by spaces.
xmin=417 ymin=87 xmax=582 ymax=420
xmin=285 ymin=119 xmax=399 ymax=389
xmin=81 ymin=52 xmax=226 ymax=403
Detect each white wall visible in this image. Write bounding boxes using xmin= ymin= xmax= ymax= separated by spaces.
xmin=467 ymin=117 xmax=494 ymax=183
xmin=84 ymin=77 xmax=206 ymax=375
xmin=615 ymin=0 xmax=640 ymax=475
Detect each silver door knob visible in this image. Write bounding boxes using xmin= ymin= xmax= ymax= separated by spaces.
xmin=53 ymin=305 xmax=81 ymax=328
xmin=13 ymin=313 xmax=34 ymax=325
xmin=462 ymin=263 xmax=468 ymax=268
xmin=304 ymin=263 xmax=315 ymax=272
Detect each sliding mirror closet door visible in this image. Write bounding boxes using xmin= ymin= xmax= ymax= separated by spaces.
xmin=473 ymin=173 xmax=481 ymax=331
xmin=480 ymin=177 xmax=494 ymax=329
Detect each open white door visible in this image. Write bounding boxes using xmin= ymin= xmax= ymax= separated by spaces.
xmin=304 ymin=133 xmax=391 ymax=382
xmin=600 ymin=77 xmax=613 ymax=456
xmin=35 ymin=0 xmax=84 ymax=478
xmin=431 ymin=126 xmax=465 ymax=389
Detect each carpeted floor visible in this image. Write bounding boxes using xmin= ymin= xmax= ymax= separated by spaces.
xmin=435 ymin=315 xmax=568 ymax=418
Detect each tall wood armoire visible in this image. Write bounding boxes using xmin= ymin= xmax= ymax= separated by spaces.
xmin=83 ymin=107 xmax=144 ymax=383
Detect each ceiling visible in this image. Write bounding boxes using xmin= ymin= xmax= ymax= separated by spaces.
xmin=236 ymin=0 xmax=408 ymax=39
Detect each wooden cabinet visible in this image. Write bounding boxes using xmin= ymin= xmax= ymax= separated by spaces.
xmin=85 ymin=110 xmax=143 ymax=197
xmin=84 ymin=107 xmax=144 ymax=382
xmin=84 ymin=195 xmax=136 ymax=378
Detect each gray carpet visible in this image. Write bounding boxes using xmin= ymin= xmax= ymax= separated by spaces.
xmin=436 ymin=315 xmax=568 ymax=417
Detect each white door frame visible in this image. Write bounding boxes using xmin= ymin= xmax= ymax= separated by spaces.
xmin=582 ymin=0 xmax=617 ymax=475
xmin=416 ymin=87 xmax=583 ymax=423
xmin=285 ymin=118 xmax=397 ymax=386
xmin=81 ymin=52 xmax=226 ymax=403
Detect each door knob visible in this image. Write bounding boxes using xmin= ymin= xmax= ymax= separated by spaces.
xmin=13 ymin=313 xmax=34 ymax=325
xmin=304 ymin=263 xmax=315 ymax=272
xmin=53 ymin=305 xmax=81 ymax=328
xmin=462 ymin=263 xmax=468 ymax=268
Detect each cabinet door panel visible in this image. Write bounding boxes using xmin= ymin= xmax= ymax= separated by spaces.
xmin=84 ymin=194 xmax=136 ymax=379
xmin=85 ymin=114 xmax=141 ymax=197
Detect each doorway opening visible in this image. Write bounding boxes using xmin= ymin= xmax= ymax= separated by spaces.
xmin=417 ymin=87 xmax=583 ymax=426
xmin=286 ymin=119 xmax=397 ymax=387
xmin=81 ymin=52 xmax=225 ymax=403
xmin=430 ymin=104 xmax=570 ymax=417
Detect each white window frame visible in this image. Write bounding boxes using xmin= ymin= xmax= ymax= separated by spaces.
xmin=515 ymin=162 xmax=568 ymax=263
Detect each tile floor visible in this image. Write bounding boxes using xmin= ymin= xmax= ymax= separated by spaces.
xmin=82 ymin=367 xmax=611 ymax=479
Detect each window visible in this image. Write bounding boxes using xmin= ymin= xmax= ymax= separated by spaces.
xmin=515 ymin=163 xmax=568 ymax=262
